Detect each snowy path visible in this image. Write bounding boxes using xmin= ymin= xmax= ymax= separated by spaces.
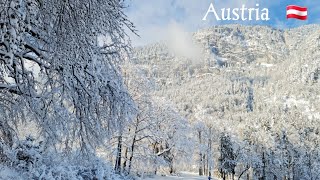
xmin=142 ymin=172 xmax=218 ymax=180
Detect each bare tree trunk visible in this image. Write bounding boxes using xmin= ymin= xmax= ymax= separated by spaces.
xmin=122 ymin=146 xmax=128 ymax=173
xmin=199 ymin=152 xmax=203 ymax=176
xmin=115 ymin=135 xmax=122 ymax=174
xmin=169 ymin=161 xmax=174 ymax=175
xmin=262 ymin=152 xmax=266 ymax=180
xmin=208 ymin=127 xmax=213 ymax=177
xmin=206 ymin=153 xmax=209 ymax=176
xmin=153 ymin=143 xmax=159 ymax=175
xmin=199 ymin=131 xmax=203 ymax=176
xmin=223 ymin=173 xmax=226 ymax=180
xmin=238 ymin=165 xmax=250 ymax=180
xmin=128 ymin=133 xmax=137 ymax=174
xmin=203 ymin=154 xmax=207 ymax=176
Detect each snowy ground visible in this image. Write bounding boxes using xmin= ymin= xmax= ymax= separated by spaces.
xmin=141 ymin=172 xmax=217 ymax=180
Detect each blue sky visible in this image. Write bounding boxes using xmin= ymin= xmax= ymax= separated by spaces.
xmin=125 ymin=0 xmax=320 ymax=46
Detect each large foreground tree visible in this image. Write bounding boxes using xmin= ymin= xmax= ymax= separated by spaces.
xmin=0 ymin=0 xmax=136 ymax=155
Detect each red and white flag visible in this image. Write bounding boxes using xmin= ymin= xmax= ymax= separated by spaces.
xmin=287 ymin=5 xmax=308 ymax=20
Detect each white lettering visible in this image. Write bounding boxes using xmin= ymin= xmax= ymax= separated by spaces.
xmin=261 ymin=8 xmax=270 ymax=21
xmin=240 ymin=4 xmax=247 ymax=21
xmin=232 ymin=8 xmax=240 ymax=20
xmin=202 ymin=3 xmax=270 ymax=21
xmin=202 ymin=3 xmax=221 ymax=21
xmin=255 ymin=4 xmax=260 ymax=20
xmin=248 ymin=8 xmax=254 ymax=21
xmin=222 ymin=8 xmax=231 ymax=20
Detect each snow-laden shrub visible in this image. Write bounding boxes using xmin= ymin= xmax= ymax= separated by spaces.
xmin=0 ymin=165 xmax=23 ymax=180
xmin=0 ymin=137 xmax=130 ymax=180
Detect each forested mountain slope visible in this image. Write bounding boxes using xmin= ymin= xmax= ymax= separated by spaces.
xmin=129 ymin=24 xmax=320 ymax=179
xmin=133 ymin=24 xmax=320 ymax=119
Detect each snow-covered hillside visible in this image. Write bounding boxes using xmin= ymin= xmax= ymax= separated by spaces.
xmin=132 ymin=24 xmax=320 ymax=119
xmin=128 ymin=24 xmax=320 ymax=179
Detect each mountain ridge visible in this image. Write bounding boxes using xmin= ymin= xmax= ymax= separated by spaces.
xmin=131 ymin=24 xmax=320 ymax=120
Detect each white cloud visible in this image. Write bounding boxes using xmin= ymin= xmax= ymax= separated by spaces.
xmin=126 ymin=0 xmax=213 ymax=46
xmin=165 ymin=22 xmax=203 ymax=62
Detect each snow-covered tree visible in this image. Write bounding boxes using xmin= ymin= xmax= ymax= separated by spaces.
xmin=0 ymin=0 xmax=136 ymax=153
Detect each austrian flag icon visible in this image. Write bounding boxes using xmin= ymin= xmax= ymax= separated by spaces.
xmin=287 ymin=5 xmax=308 ymax=20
